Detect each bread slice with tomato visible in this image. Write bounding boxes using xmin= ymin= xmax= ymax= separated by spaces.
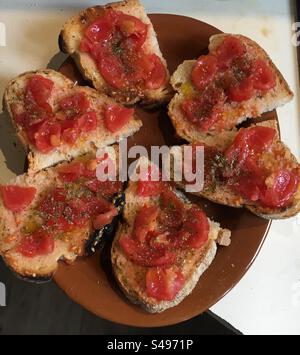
xmin=169 ymin=34 xmax=293 ymax=143
xmin=111 ymin=158 xmax=231 ymax=313
xmin=59 ymin=0 xmax=172 ymax=106
xmin=171 ymin=120 xmax=300 ymax=220
xmin=3 ymin=69 xmax=142 ymax=172
xmin=0 ymin=150 xmax=123 ymax=281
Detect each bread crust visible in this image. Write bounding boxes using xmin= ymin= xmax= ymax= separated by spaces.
xmin=111 ymin=158 xmax=231 ymax=313
xmin=0 ymin=151 xmax=122 ymax=280
xmin=59 ymin=0 xmax=172 ymax=106
xmin=173 ymin=120 xmax=300 ymax=220
xmin=112 ymin=231 xmax=217 ymax=313
xmin=169 ymin=34 xmax=294 ymax=143
xmin=3 ymin=69 xmax=142 ymax=172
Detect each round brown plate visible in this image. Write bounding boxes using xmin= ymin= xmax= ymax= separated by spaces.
xmin=54 ymin=14 xmax=273 ymax=327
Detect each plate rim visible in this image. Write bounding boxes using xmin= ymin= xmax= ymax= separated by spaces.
xmin=54 ymin=13 xmax=273 ymax=328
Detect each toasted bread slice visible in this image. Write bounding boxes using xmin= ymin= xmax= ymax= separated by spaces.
xmin=0 ymin=149 xmax=123 ymax=281
xmin=169 ymin=34 xmax=293 ymax=143
xmin=171 ymin=120 xmax=300 ymax=220
xmin=111 ymin=157 xmax=231 ymax=313
xmin=3 ymin=69 xmax=142 ymax=172
xmin=59 ymin=0 xmax=172 ymax=106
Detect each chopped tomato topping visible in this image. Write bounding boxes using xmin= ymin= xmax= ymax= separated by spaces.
xmin=78 ymin=111 xmax=98 ymax=133
xmin=231 ymin=166 xmax=299 ymax=208
xmin=80 ymin=38 xmax=93 ymax=53
xmin=120 ymin=183 xmax=211 ymax=270
xmin=225 ymin=126 xmax=276 ymax=175
xmin=60 ymin=92 xmax=90 ymax=117
xmin=119 ymin=234 xmax=176 ymax=268
xmin=215 ymin=36 xmax=246 ymax=70
xmin=184 ymin=37 xmax=276 ymax=131
xmin=58 ymin=160 xmax=122 ymax=197
xmin=13 ymin=156 xmax=121 ymax=259
xmin=85 ymin=179 xmax=122 ymax=198
xmin=182 ymin=208 xmax=210 ymax=249
xmin=33 ymin=121 xmax=62 ymax=153
xmin=1 ymin=185 xmax=36 ymax=212
xmin=99 ymin=52 xmax=128 ymax=90
xmin=227 ymin=77 xmax=254 ymax=102
xmin=17 ymin=231 xmax=54 ymax=258
xmin=159 ymin=190 xmax=185 ymax=233
xmin=144 ymin=54 xmax=167 ymax=90
xmin=222 ymin=126 xmax=299 ymax=208
xmin=45 ymin=215 xmax=76 ymax=232
xmin=26 ymin=75 xmax=54 ymax=112
xmin=93 ymin=207 xmax=118 ymax=229
xmin=231 ymin=169 xmax=265 ymax=202
xmin=136 ymin=165 xmax=162 ymax=197
xmin=60 ymin=119 xmax=79 ymax=145
xmin=67 ymin=195 xmax=109 ymax=215
xmin=134 ymin=206 xmax=159 ymax=243
xmin=38 ymin=186 xmax=115 ymax=233
xmin=192 ymin=55 xmax=218 ymax=91
xmin=163 ymin=207 xmax=209 ymax=250
xmin=14 ymin=74 xmax=101 ymax=153
xmin=38 ymin=188 xmax=70 ymax=229
xmin=85 ymin=11 xmax=115 ymax=43
xmin=252 ymin=59 xmax=276 ymax=91
xmin=104 ymin=104 xmax=134 ymax=133
xmin=57 ymin=162 xmax=86 ymax=182
xmin=260 ymin=170 xmax=299 ymax=208
xmin=158 ymin=208 xmax=183 ymax=232
xmin=146 ymin=268 xmax=185 ymax=301
xmin=84 ymin=180 xmax=101 ymax=193
xmin=181 ymin=86 xmax=225 ymax=131
xmin=160 ymin=189 xmax=185 ymax=212
xmin=80 ymin=10 xmax=166 ymax=91
xmin=137 ymin=181 xmax=162 ymax=197
xmin=116 ymin=13 xmax=148 ymax=48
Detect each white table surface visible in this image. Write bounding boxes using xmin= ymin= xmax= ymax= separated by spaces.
xmin=0 ymin=0 xmax=299 ymax=335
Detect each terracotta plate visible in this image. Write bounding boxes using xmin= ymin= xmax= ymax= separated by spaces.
xmin=54 ymin=14 xmax=273 ymax=327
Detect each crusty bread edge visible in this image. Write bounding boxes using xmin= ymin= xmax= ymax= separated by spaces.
xmin=110 ymin=157 xmax=231 ymax=313
xmin=173 ymin=120 xmax=300 ymax=220
xmin=3 ymin=69 xmax=75 ymax=152
xmin=3 ymin=68 xmax=143 ymax=172
xmin=59 ymin=0 xmax=173 ymax=107
xmin=112 ymin=225 xmax=217 ymax=313
xmin=169 ymin=34 xmax=294 ymax=143
xmin=0 ymin=148 xmax=122 ymax=279
xmin=209 ymin=34 xmax=294 ymax=101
